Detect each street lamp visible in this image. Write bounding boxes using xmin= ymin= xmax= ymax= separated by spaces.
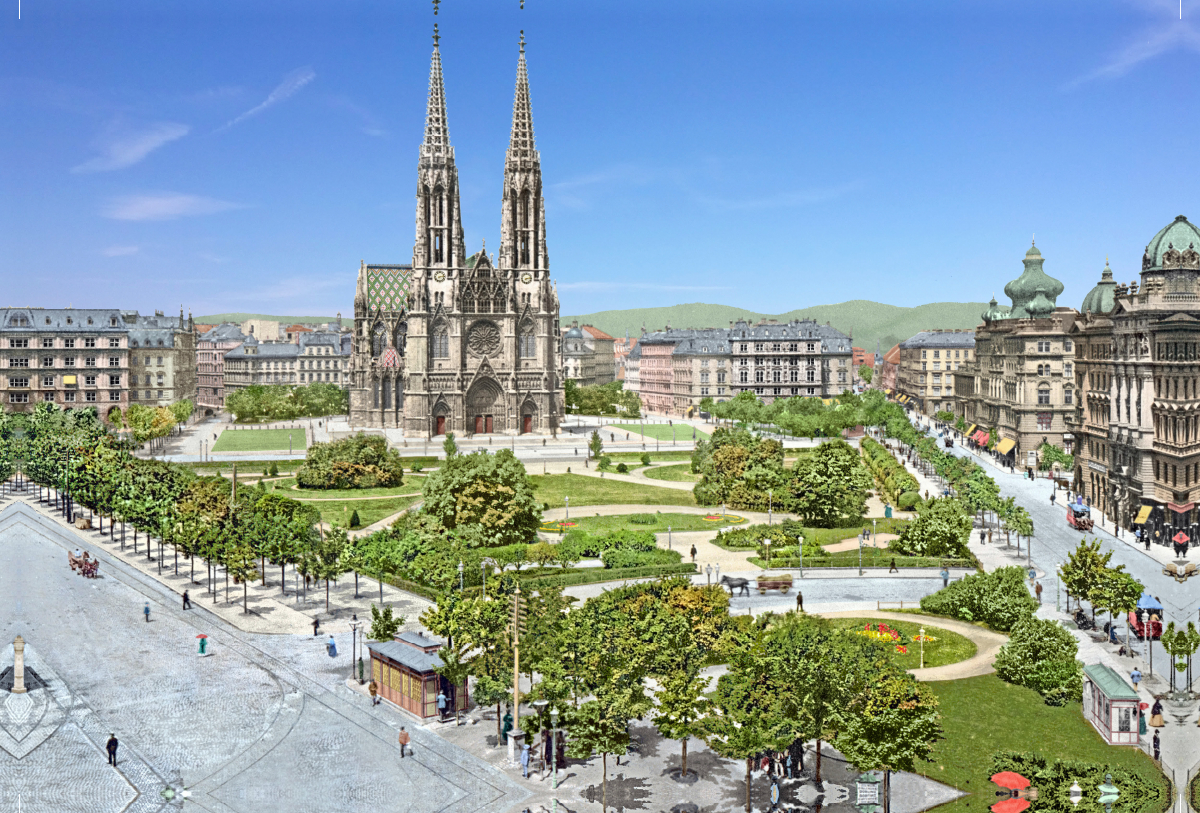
xmin=714 ymin=563 xmax=720 ymax=583
xmin=798 ymin=535 xmax=804 ymax=578
xmin=564 ymin=496 xmax=569 ymax=522
xmin=705 ymin=563 xmax=712 ymax=585
xmin=859 ymin=531 xmax=864 ymax=576
xmin=550 ymin=707 xmax=560 ymax=812
xmin=768 ymin=490 xmax=773 ymax=525
xmin=289 ymin=431 xmax=293 ymax=454
xmin=458 ymin=560 xmax=464 ymax=591
xmin=919 ymin=627 xmax=925 ymax=669
xmin=762 ymin=539 xmax=771 ymax=567
xmin=667 ymin=525 xmax=672 ymax=550
xmin=350 ymin=614 xmax=362 ymax=683
xmin=1097 ymin=774 xmax=1119 ymax=813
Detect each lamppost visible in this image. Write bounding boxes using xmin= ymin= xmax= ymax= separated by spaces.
xmin=458 ymin=560 xmax=464 ymax=592
xmin=564 ymin=496 xmax=569 ymax=522
xmin=350 ymin=614 xmax=362 ymax=683
xmin=550 ymin=707 xmax=560 ymax=812
xmin=919 ymin=627 xmax=925 ymax=669
xmin=705 ymin=563 xmax=712 ymax=585
xmin=667 ymin=525 xmax=672 ymax=550
xmin=714 ymin=563 xmax=720 ymax=583
xmin=768 ymin=490 xmax=773 ymax=525
xmin=872 ymin=518 xmax=878 ymax=547
xmin=798 ymin=534 xmax=804 ymax=578
xmin=289 ymin=432 xmax=293 ymax=454
xmin=859 ymin=530 xmax=865 ymax=576
xmin=1097 ymin=774 xmax=1119 ymax=813
xmin=762 ymin=539 xmax=771 ymax=567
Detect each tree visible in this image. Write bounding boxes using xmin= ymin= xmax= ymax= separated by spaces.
xmin=834 ymin=673 xmax=941 ymax=811
xmin=652 ymin=661 xmax=710 ymax=778
xmin=859 ymin=365 xmax=874 ymax=384
xmin=1058 ymin=539 xmax=1117 ymax=617
xmin=567 ymin=689 xmax=635 ymax=813
xmin=420 ymin=450 xmax=541 ymax=548
xmin=993 ymin=615 xmax=1082 ymax=704
xmin=296 ymin=432 xmax=404 ymax=489
xmin=368 ymin=603 xmax=403 ymax=641
xmin=443 ymin=431 xmax=458 ymax=458
xmin=1090 ymin=569 xmax=1143 ymax=651
xmin=789 ymin=439 xmax=872 ymax=527
xmin=889 ymin=498 xmax=973 ymax=559
xmin=588 ymin=430 xmax=604 ymax=460
xmin=1009 ymin=506 xmax=1034 ymax=553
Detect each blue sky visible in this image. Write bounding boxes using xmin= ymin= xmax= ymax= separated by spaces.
xmin=3 ymin=0 xmax=1200 ymax=318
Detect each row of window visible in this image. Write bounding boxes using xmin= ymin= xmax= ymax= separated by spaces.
xmin=920 ymin=349 xmax=973 ymax=359
xmin=9 ymin=375 xmax=122 ymax=388
xmin=9 ymin=337 xmax=121 ymax=349
xmin=738 ymin=342 xmax=821 ymax=353
xmin=13 ymin=356 xmax=124 ymax=369
xmin=746 ymin=387 xmax=819 ymax=397
xmin=742 ymin=370 xmax=820 ymax=383
xmin=9 ymin=391 xmax=119 ymax=403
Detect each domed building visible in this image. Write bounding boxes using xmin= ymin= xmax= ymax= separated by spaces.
xmin=1069 ymin=215 xmax=1200 ymax=544
xmin=959 ymin=240 xmax=1079 ymax=468
xmin=561 ymin=321 xmax=616 ymax=389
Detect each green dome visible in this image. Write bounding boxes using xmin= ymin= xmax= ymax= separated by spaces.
xmin=1142 ymin=215 xmax=1200 ymax=271
xmin=982 ymin=294 xmax=1009 ymax=322
xmin=1004 ymin=240 xmax=1064 ymax=318
xmin=1081 ymin=260 xmax=1117 ymax=315
xmin=1027 ymin=286 xmax=1055 ymax=318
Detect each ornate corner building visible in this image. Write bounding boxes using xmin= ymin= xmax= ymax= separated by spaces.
xmin=349 ymin=31 xmax=562 ymax=436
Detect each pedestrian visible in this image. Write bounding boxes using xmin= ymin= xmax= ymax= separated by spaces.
xmin=1153 ymin=729 xmax=1161 ymax=761
xmin=106 ymin=733 xmax=118 ymax=765
xmin=143 ymin=602 xmax=150 ymax=623
xmin=312 ymin=616 xmax=320 ymax=637
xmin=1131 ymin=668 xmax=1142 ymax=688
xmin=1050 ymin=492 xmax=1057 ymax=506
xmin=690 ymin=544 xmax=697 ymax=564
xmin=398 ymin=726 xmax=410 ymax=758
xmin=1146 ymin=533 xmax=1152 ymax=552
xmin=368 ymin=679 xmax=380 ymax=705
xmin=979 ymin=529 xmax=986 ymax=545
xmin=796 ymin=591 xmax=803 ymax=613
xmin=1150 ymin=699 xmax=1164 ymax=727
xmin=785 ymin=751 xmax=793 ymax=779
xmin=889 ymin=558 xmax=898 ymax=573
xmin=987 ymin=529 xmax=993 ymax=545
xmin=1035 ymin=582 xmax=1043 ymax=604
xmin=940 ymin=567 xmax=949 ymax=588
xmin=437 ymin=690 xmax=448 ymax=721
xmin=327 ymin=635 xmax=337 ymax=658
xmin=520 ymin=743 xmax=531 ymax=778
xmin=182 ymin=590 xmax=192 ymax=610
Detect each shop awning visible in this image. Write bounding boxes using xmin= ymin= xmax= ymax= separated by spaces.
xmin=995 ymin=437 xmax=1016 ymax=455
xmin=1134 ymin=505 xmax=1153 ymax=525
xmin=1169 ymin=502 xmax=1195 ymax=514
xmin=965 ymin=424 xmax=977 ymax=436
xmin=884 ymin=389 xmax=892 ymax=395
xmin=978 ymin=432 xmax=990 ymax=445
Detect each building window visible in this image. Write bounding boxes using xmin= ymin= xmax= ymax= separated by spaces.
xmin=157 ymin=356 xmax=163 ymax=366
xmin=9 ymin=393 xmax=28 ymax=403
xmin=1065 ymin=340 xmax=1073 ymax=352
xmin=1037 ymin=411 xmax=1052 ymax=431
xmin=64 ymin=392 xmax=75 ymax=402
xmin=108 ymin=337 xmax=120 ymax=348
xmin=807 ymin=387 xmax=815 ymax=395
xmin=8 ymin=377 xmax=28 ymax=388
xmin=933 ymin=350 xmax=940 ymax=359
xmin=131 ymin=391 xmax=138 ymax=400
xmin=40 ymin=338 xmax=52 ymax=348
xmin=85 ymin=376 xmax=97 ymax=387
xmin=108 ymin=356 xmax=120 ymax=367
xmin=9 ymin=339 xmax=28 ymax=348
xmin=433 ymin=330 xmax=449 ymax=358
xmin=108 ymin=375 xmax=120 ymax=387
xmin=84 ymin=338 xmax=96 ymax=348
xmin=41 ymin=375 xmax=53 ymax=387
xmin=1064 ymin=362 xmax=1073 ymax=376
xmin=85 ymin=392 xmax=97 ymax=402
xmin=1037 ymin=341 xmax=1051 ymax=352
xmin=1064 ymin=389 xmax=1073 ymax=405
xmin=1038 ymin=387 xmax=1051 ymax=405
xmin=64 ymin=338 xmax=75 ymax=349
xmin=85 ymin=357 xmax=96 ymax=367
xmin=9 ymin=358 xmax=28 ymax=368
xmin=158 ymin=390 xmax=164 ymax=398
xmin=64 ymin=357 xmax=75 ymax=367
xmin=739 ymin=370 xmax=748 ymax=383
xmin=109 ymin=391 xmax=121 ymax=401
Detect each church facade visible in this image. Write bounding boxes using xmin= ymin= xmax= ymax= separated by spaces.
xmin=349 ymin=30 xmax=562 ymax=436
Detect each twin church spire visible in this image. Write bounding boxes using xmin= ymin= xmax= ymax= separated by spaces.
xmin=413 ymin=27 xmax=547 ymax=276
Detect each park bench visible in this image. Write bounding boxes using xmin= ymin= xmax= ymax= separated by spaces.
xmin=756 ymin=575 xmax=793 ymax=594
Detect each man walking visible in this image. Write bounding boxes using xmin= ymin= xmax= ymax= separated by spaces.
xmin=941 ymin=567 xmax=950 ymax=588
xmin=312 ymin=616 xmax=320 ymax=637
xmin=1035 ymin=582 xmax=1043 ymax=604
xmin=520 ymin=743 xmax=531 ymax=778
xmin=1153 ymin=729 xmax=1161 ymax=762
xmin=1050 ymin=492 xmax=1057 ymax=506
xmin=106 ymin=734 xmax=118 ymax=766
xmin=437 ymin=690 xmax=448 ymax=721
xmin=690 ymin=544 xmax=697 ymax=564
xmin=398 ymin=726 xmax=410 ymax=758
xmin=368 ymin=679 xmax=380 ymax=706
xmin=979 ymin=529 xmax=986 ymax=545
xmin=182 ymin=590 xmax=192 ymax=610
xmin=143 ymin=602 xmax=150 ymax=623
xmin=1131 ymin=668 xmax=1142 ymax=689
xmin=795 ymin=591 xmax=803 ymax=613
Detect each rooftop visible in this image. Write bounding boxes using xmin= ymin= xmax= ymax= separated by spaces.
xmin=899 ymin=330 xmax=976 ymax=349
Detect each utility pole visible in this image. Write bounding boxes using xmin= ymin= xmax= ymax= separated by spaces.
xmin=510 ymin=586 xmax=526 ymax=764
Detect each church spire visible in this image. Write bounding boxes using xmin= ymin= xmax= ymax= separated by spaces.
xmin=508 ymin=30 xmax=536 ymax=163
xmin=424 ymin=24 xmax=451 ymax=155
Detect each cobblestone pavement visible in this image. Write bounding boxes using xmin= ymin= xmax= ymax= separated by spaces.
xmin=0 ymin=501 xmax=527 ymax=813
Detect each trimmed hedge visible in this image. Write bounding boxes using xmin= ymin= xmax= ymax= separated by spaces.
xmin=919 ymin=565 xmax=1037 ymax=631
xmin=861 ymin=437 xmax=920 ymax=507
xmin=296 ymin=433 xmax=405 ymax=489
xmin=516 ymin=562 xmax=698 ymax=589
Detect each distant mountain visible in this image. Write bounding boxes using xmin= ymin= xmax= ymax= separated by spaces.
xmin=194 ymin=313 xmax=338 ymax=325
xmin=561 ymin=301 xmax=990 ymax=352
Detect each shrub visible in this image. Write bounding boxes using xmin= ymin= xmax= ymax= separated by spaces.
xmin=714 ymin=523 xmax=797 ymax=549
xmin=598 ymin=456 xmax=612 ymax=472
xmin=616 ymin=462 xmax=629 ymax=473
xmin=296 ymin=433 xmax=405 ymax=490
xmin=602 ymin=547 xmax=681 ymax=569
xmin=628 ymin=514 xmax=657 ymax=525
xmin=411 ymin=464 xmax=423 ymax=473
xmin=560 ymin=528 xmax=656 ymax=560
xmin=919 ymin=566 xmax=1036 ymax=631
xmin=897 ymin=491 xmax=920 ymax=511
xmin=350 ymin=509 xmax=361 ymax=528
xmin=640 ymin=453 xmax=652 ymax=466
xmin=528 ymin=541 xmax=560 ymax=568
xmin=993 ymin=615 xmax=1083 ymax=704
xmin=269 ymin=462 xmax=279 ymax=477
xmin=991 ymin=751 xmax=1166 ymax=813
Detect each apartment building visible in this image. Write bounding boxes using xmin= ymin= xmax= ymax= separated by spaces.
xmin=728 ymin=319 xmax=854 ymax=403
xmin=895 ymin=330 xmax=976 ymax=417
xmin=197 ymin=323 xmax=246 ymax=413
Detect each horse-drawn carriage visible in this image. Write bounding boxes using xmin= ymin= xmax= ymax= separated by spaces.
xmin=720 ymin=574 xmax=793 ymax=595
xmin=68 ymin=550 xmax=99 ymax=578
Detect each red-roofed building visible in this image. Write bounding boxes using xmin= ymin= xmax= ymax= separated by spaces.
xmin=284 ymin=324 xmax=314 ymax=343
xmin=614 ymin=335 xmax=638 ymax=381
xmin=562 ymin=322 xmax=616 ymax=387
xmin=876 ymin=344 xmax=901 ymax=391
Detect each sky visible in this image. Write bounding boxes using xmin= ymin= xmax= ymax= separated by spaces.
xmin=3 ymin=0 xmax=1200 ymax=319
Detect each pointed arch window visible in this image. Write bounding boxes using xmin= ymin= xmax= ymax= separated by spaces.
xmin=519 ymin=322 xmax=536 ymax=358
xmin=372 ymin=324 xmax=387 ymax=357
xmin=432 ymin=325 xmax=450 ymax=358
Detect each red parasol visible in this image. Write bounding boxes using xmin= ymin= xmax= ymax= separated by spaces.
xmin=991 ymin=772 xmax=1031 ymax=790
xmin=196 ymin=634 xmax=208 ymax=639
xmin=1174 ymin=532 xmax=1190 ymax=545
xmin=1140 ymin=702 xmax=1150 ymax=710
xmin=991 ymin=799 xmax=1030 ymax=813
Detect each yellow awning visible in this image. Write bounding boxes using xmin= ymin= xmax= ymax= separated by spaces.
xmin=1134 ymin=505 xmax=1153 ymax=525
xmin=884 ymin=389 xmax=892 ymax=394
xmin=995 ymin=438 xmax=1016 ymax=455
xmin=62 ymin=375 xmax=76 ymax=385
xmin=965 ymin=424 xmax=977 ymax=435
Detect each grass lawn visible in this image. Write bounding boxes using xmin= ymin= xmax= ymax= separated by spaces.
xmin=920 ymin=674 xmax=1166 ymax=813
xmin=531 ymin=473 xmax=698 ymax=508
xmin=211 ymin=428 xmax=306 ymax=453
xmin=644 ymin=464 xmax=700 ymax=483
xmin=541 ymin=511 xmax=745 ymax=535
xmin=611 ymin=423 xmax=710 ymax=443
xmin=187 ymin=460 xmax=304 ymax=476
xmin=270 ymin=477 xmax=424 ymax=500
xmin=824 ymin=618 xmax=975 ymax=669
xmin=712 ymin=518 xmax=912 ymax=550
xmin=315 ymin=495 xmax=421 ymax=529
xmin=605 ymin=450 xmax=695 ymax=464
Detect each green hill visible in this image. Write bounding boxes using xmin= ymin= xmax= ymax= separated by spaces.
xmin=194 ymin=313 xmax=337 ymax=325
xmin=562 ymin=301 xmax=990 ymax=352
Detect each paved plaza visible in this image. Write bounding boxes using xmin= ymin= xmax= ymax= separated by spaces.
xmin=0 ymin=499 xmax=528 ymax=813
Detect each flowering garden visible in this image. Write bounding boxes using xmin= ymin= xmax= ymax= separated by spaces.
xmin=827 ymin=618 xmax=976 ymax=670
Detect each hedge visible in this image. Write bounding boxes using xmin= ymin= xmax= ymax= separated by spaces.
xmin=919 ymin=565 xmax=1037 ymax=631
xmin=861 ymin=437 xmax=920 ymax=506
xmin=514 ymin=562 xmax=698 ymax=589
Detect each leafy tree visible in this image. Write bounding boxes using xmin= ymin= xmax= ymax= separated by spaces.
xmin=296 ymin=432 xmax=404 ymax=489
xmin=859 ymin=365 xmax=874 ymax=384
xmin=368 ymin=603 xmax=403 ymax=641
xmin=1058 ymin=539 xmax=1117 ymax=617
xmin=443 ymin=431 xmax=458 ymax=458
xmin=934 ymin=410 xmax=954 ymax=423
xmin=919 ymin=566 xmax=1036 ymax=631
xmin=420 ymin=450 xmax=541 ymax=547
xmin=566 ymin=689 xmax=635 ymax=812
xmin=1090 ymin=569 xmax=1143 ymax=650
xmin=993 ymin=615 xmax=1082 ymax=704
xmin=890 ymin=498 xmax=973 ymax=558
xmin=1009 ymin=506 xmax=1034 ymax=551
xmin=652 ymin=650 xmax=710 ymax=778
xmin=789 ymin=439 xmax=872 ymax=527
xmin=588 ymin=430 xmax=604 ymax=460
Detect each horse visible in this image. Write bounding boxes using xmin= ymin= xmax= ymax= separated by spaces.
xmin=720 ymin=575 xmax=750 ymax=596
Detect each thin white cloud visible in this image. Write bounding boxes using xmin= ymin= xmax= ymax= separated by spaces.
xmin=560 ymin=282 xmax=731 ymax=292
xmin=102 ymin=193 xmax=244 ymax=221
xmin=216 ymin=67 xmax=316 ymax=132
xmin=102 ymin=245 xmax=139 ymax=257
xmin=694 ymin=180 xmax=865 ymax=212
xmin=1065 ymin=15 xmax=1200 ymax=89
xmin=72 ymin=122 xmax=190 ymax=173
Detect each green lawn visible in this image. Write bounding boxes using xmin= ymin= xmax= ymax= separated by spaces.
xmin=531 ymin=473 xmax=698 ymax=508
xmin=211 ymin=428 xmax=307 ymax=453
xmin=187 ymin=460 xmax=303 ymax=476
xmin=643 ymin=464 xmax=700 ymax=483
xmin=824 ymin=618 xmax=975 ymax=670
xmin=271 ymin=477 xmax=424 ymax=500
xmin=316 ymin=495 xmax=421 ymax=529
xmin=606 ymin=450 xmax=695 ymax=464
xmin=611 ymin=423 xmax=710 ymax=443
xmin=712 ymin=518 xmax=912 ymax=549
xmin=920 ymin=675 xmax=1166 ymax=813
xmin=541 ymin=511 xmax=744 ymax=534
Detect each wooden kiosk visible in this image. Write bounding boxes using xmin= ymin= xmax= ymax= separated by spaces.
xmin=367 ymin=631 xmax=468 ymax=719
xmin=1082 ymin=663 xmax=1140 ymax=745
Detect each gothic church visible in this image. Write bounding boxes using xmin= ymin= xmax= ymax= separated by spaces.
xmin=350 ymin=28 xmax=562 ymax=436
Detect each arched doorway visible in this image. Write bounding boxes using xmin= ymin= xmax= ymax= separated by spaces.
xmin=432 ymin=401 xmax=450 ymax=436
xmin=466 ymin=379 xmax=502 ymax=435
xmin=520 ymin=399 xmax=538 ymax=434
